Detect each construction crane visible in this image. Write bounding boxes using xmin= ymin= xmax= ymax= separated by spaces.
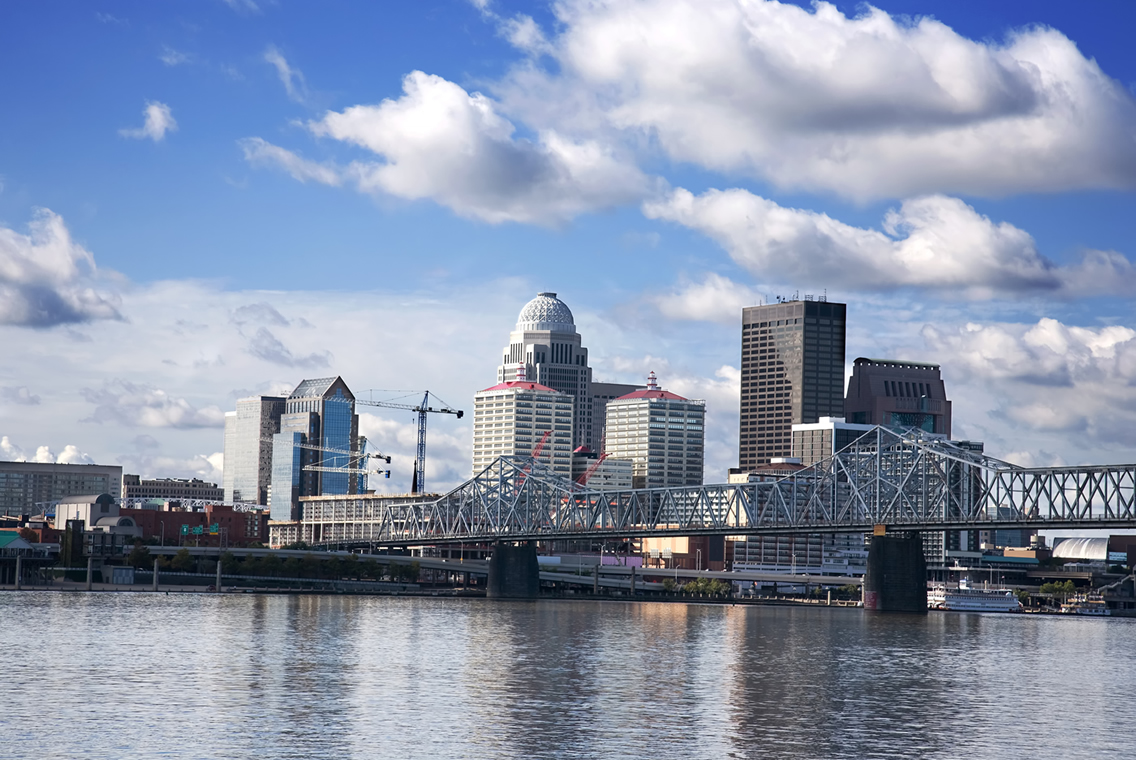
xmin=576 ymin=452 xmax=608 ymax=487
xmin=356 ymin=391 xmax=463 ymax=494
xmin=262 ymin=436 xmax=391 ymax=484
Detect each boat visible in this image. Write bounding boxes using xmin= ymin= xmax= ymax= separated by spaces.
xmin=928 ymin=579 xmax=1021 ymax=612
xmin=1060 ymin=594 xmax=1111 ymax=616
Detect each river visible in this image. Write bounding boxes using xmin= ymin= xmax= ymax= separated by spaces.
xmin=2 ymin=592 xmax=1132 ymax=759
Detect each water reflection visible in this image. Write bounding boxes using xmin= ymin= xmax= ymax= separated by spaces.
xmin=2 ymin=593 xmax=1133 ymax=759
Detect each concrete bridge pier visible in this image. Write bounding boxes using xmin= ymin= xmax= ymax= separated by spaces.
xmin=863 ymin=532 xmax=926 ymax=613
xmin=486 ymin=541 xmax=540 ymax=599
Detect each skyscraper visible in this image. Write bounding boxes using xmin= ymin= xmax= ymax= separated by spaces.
xmin=605 ymin=372 xmax=705 ymax=489
xmin=223 ymin=395 xmax=285 ymax=504
xmin=739 ymin=298 xmax=846 ymax=470
xmin=496 ymin=293 xmax=639 ymax=453
xmin=843 ymin=357 xmax=952 ymax=436
xmin=270 ymin=376 xmax=361 ymax=521
xmin=471 ymin=372 xmax=575 ymax=478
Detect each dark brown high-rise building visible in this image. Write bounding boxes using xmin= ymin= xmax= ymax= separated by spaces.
xmin=739 ymin=299 xmax=846 ymax=470
xmin=843 ymin=358 xmax=952 ymax=437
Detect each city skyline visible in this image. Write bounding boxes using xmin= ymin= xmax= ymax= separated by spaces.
xmin=2 ymin=1 xmax=1135 ymax=498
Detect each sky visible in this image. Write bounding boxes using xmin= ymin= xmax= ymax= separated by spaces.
xmin=1 ymin=0 xmax=1135 ymax=500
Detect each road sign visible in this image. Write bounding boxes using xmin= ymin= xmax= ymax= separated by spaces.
xmin=209 ymin=523 xmax=219 ymax=535
xmin=191 ymin=526 xmax=203 ymax=535
xmin=180 ymin=525 xmax=189 ymax=536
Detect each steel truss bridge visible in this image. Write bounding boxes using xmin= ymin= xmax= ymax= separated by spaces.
xmin=303 ymin=427 xmax=1136 ymax=549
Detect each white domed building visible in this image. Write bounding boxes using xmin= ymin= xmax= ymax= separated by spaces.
xmin=472 ymin=293 xmax=642 ymax=473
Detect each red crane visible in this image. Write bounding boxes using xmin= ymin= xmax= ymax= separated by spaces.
xmin=576 ymin=452 xmax=608 ymax=486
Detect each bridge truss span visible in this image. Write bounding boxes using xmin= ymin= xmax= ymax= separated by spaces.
xmin=300 ymin=427 xmax=1136 ymax=548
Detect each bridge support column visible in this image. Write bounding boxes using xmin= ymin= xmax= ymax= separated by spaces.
xmin=85 ymin=556 xmax=93 ymax=591
xmin=486 ymin=541 xmax=540 ymax=599
xmin=14 ymin=555 xmax=22 ymax=590
xmin=152 ymin=558 xmax=160 ymax=591
xmin=863 ymin=533 xmax=926 ymax=613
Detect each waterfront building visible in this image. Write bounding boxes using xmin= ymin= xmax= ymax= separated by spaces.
xmin=472 ymin=374 xmax=575 ymax=478
xmin=122 ymin=475 xmax=223 ymax=503
xmin=739 ymin=298 xmax=847 ymax=470
xmin=844 ymin=357 xmax=952 ymax=436
xmin=270 ymin=377 xmax=362 ymax=522
xmin=604 ymin=372 xmax=705 ymax=489
xmin=0 ymin=461 xmax=123 ymax=517
xmin=495 ymin=293 xmax=640 ymax=453
xmin=222 ymin=395 xmax=285 ymax=504
xmin=570 ymin=448 xmax=633 ymax=489
xmin=791 ymin=416 xmax=876 ymax=466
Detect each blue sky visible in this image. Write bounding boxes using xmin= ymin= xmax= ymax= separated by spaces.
xmin=2 ymin=0 xmax=1135 ymax=495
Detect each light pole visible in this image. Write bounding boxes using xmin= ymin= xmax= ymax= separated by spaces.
xmin=159 ymin=520 xmax=164 ymax=547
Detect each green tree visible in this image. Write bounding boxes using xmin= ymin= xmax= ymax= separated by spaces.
xmin=220 ymin=551 xmax=239 ymax=574
xmin=283 ymin=541 xmax=309 ymax=551
xmin=127 ymin=542 xmax=151 ymax=569
xmin=171 ymin=548 xmax=194 ymax=573
xmin=662 ymin=578 xmax=677 ymax=593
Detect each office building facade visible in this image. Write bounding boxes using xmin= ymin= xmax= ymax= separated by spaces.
xmin=270 ymin=377 xmax=361 ymax=521
xmin=739 ymin=299 xmax=846 ymax=470
xmin=496 ymin=293 xmax=639 ymax=454
xmin=122 ymin=475 xmax=223 ymax=503
xmin=571 ymin=449 xmax=633 ymax=489
xmin=471 ymin=378 xmax=575 ymax=478
xmin=0 ymin=461 xmax=123 ymax=517
xmin=222 ymin=395 xmax=285 ymax=505
xmin=844 ymin=357 xmax=952 ymax=436
xmin=604 ymin=372 xmax=705 ymax=489
xmin=791 ymin=417 xmax=876 ymax=467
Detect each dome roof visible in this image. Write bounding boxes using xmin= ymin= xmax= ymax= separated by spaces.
xmin=516 ymin=292 xmax=575 ymax=333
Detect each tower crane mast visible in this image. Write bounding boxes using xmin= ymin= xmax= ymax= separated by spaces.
xmin=356 ymin=391 xmax=463 ymax=494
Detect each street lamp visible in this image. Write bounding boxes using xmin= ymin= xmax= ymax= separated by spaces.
xmin=159 ymin=520 xmax=165 ymax=547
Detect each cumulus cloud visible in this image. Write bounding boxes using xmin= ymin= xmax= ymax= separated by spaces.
xmin=0 ymin=436 xmax=25 ymax=461
xmin=645 ymin=189 xmax=1136 ymax=298
xmin=245 ymin=71 xmax=650 ymax=224
xmin=81 ymin=380 xmax=226 ymax=428
xmin=495 ymin=0 xmax=1136 ymax=200
xmin=119 ymin=101 xmax=177 ymax=141
xmin=263 ymin=45 xmax=308 ymax=104
xmin=923 ymin=318 xmax=1136 ymax=446
xmin=0 ymin=437 xmax=95 ymax=464
xmin=246 ymin=327 xmax=331 ymax=368
xmin=650 ymin=273 xmax=766 ymax=325
xmin=0 ymin=208 xmax=121 ymax=327
xmin=231 ymin=302 xmax=290 ymax=327
xmin=2 ymin=386 xmax=41 ymax=405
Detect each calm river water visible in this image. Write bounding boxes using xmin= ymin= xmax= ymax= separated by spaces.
xmin=3 ymin=592 xmax=1133 ymax=759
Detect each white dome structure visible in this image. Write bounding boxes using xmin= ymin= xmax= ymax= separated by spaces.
xmin=516 ymin=292 xmax=575 ymax=333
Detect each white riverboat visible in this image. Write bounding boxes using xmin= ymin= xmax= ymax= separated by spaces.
xmin=928 ymin=579 xmax=1021 ymax=612
xmin=1060 ymin=594 xmax=1111 ymax=616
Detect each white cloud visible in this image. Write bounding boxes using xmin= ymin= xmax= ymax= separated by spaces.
xmin=160 ymin=46 xmax=190 ymax=66
xmin=0 ymin=437 xmax=95 ymax=465
xmin=0 ymin=436 xmax=24 ymax=461
xmin=922 ymin=318 xmax=1136 ymax=449
xmin=81 ymin=380 xmax=226 ymax=429
xmin=239 ymin=137 xmax=341 ymax=186
xmin=247 ymin=71 xmax=650 ymax=225
xmin=645 ymin=189 xmax=1136 ymax=298
xmin=56 ymin=445 xmax=95 ymax=465
xmin=650 ymin=273 xmax=765 ymax=324
xmin=263 ymin=45 xmax=308 ymax=104
xmin=494 ymin=0 xmax=1136 ymax=200
xmin=0 ymin=208 xmax=121 ymax=327
xmin=119 ymin=101 xmax=178 ymax=142
xmin=246 ymin=327 xmax=331 ymax=368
